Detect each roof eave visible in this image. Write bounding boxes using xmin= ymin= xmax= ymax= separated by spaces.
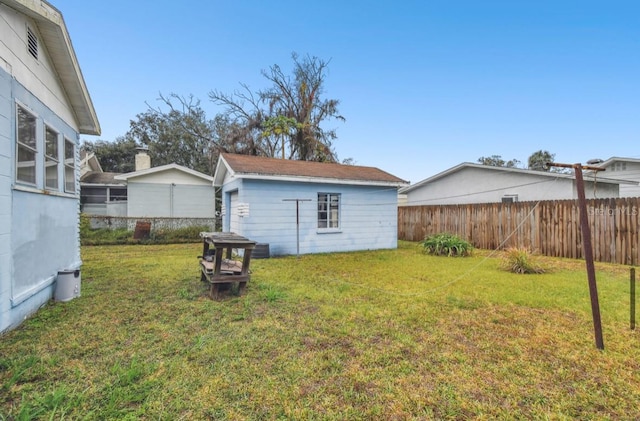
xmin=5 ymin=0 xmax=101 ymax=135
xmin=227 ymin=173 xmax=409 ymax=188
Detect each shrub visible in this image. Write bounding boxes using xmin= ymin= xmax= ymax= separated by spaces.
xmin=419 ymin=233 xmax=473 ymax=257
xmin=502 ymin=247 xmax=545 ymax=274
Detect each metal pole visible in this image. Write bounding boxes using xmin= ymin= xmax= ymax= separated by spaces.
xmin=574 ymin=165 xmax=605 ymax=349
xmin=295 ymin=200 xmax=300 ymax=257
xmin=631 ymin=267 xmax=636 ymax=330
xmin=548 ymin=162 xmax=605 ymax=350
xmin=283 ymin=199 xmax=311 ymax=258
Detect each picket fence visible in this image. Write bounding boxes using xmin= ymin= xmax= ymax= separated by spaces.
xmin=398 ymin=197 xmax=640 ymax=265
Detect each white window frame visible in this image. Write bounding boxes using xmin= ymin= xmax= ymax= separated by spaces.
xmin=318 ymin=193 xmax=340 ymax=230
xmin=64 ymin=137 xmax=76 ymax=193
xmin=15 ymin=104 xmax=38 ymax=186
xmin=44 ymin=124 xmax=59 ymax=190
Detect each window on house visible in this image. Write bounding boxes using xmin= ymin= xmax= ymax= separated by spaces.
xmin=109 ymin=187 xmax=127 ymax=201
xmin=318 ymin=193 xmax=340 ymax=229
xmin=64 ymin=138 xmax=75 ymax=193
xmin=44 ymin=125 xmax=59 ymax=189
xmin=502 ymin=194 xmax=518 ymax=204
xmin=16 ymin=105 xmax=37 ymax=184
xmin=27 ymin=26 xmax=38 ymax=60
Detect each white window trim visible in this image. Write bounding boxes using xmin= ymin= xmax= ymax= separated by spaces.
xmin=13 ymin=100 xmax=77 ymax=198
xmin=317 ymin=192 xmax=341 ymax=232
xmin=63 ymin=137 xmax=76 ymax=194
xmin=44 ymin=123 xmax=60 ymax=190
xmin=15 ymin=102 xmax=38 ymax=187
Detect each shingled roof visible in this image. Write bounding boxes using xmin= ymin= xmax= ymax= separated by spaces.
xmin=215 ymin=153 xmax=408 ymax=187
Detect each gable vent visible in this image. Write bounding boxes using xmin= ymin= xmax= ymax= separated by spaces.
xmin=27 ymin=26 xmax=38 ymax=59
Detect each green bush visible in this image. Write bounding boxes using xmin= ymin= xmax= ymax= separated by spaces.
xmin=502 ymin=247 xmax=545 ymax=274
xmin=419 ymin=233 xmax=473 ymax=257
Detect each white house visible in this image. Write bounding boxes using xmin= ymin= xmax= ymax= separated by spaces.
xmin=595 ymin=157 xmax=640 ymax=198
xmin=114 ymin=163 xmax=215 ymax=218
xmin=1 ymin=0 xmax=100 ymax=332
xmin=213 ymin=153 xmax=409 ymax=256
xmin=400 ymin=163 xmax=634 ymax=206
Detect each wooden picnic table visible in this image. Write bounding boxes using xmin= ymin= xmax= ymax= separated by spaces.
xmin=198 ymin=232 xmax=256 ymax=298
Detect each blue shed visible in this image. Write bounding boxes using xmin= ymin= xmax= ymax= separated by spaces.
xmin=213 ymin=154 xmax=409 ymax=256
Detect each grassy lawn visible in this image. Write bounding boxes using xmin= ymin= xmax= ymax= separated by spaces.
xmin=1 ymin=241 xmax=640 ymax=419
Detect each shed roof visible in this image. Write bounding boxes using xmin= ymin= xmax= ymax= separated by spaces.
xmin=2 ymin=0 xmax=100 ymax=135
xmin=214 ymin=153 xmax=408 ymax=187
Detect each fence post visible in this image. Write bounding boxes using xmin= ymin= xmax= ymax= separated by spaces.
xmin=632 ymin=267 xmax=636 ymax=330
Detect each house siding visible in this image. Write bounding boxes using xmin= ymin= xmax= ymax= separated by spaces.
xmin=222 ymin=178 xmax=398 ymax=256
xmin=604 ymin=161 xmax=640 ymax=197
xmin=0 ymin=64 xmax=11 ymax=332
xmin=405 ymin=167 xmax=620 ymax=206
xmin=0 ymin=5 xmax=79 ymax=130
xmin=0 ymin=61 xmax=82 ymax=334
xmin=127 ymin=182 xmax=214 ymax=218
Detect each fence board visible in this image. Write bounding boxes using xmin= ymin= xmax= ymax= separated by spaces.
xmin=398 ymin=197 xmax=640 ymax=265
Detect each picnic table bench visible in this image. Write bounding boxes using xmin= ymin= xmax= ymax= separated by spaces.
xmin=198 ymin=232 xmax=256 ymax=298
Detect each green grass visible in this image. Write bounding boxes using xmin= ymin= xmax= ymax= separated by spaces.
xmin=1 ymin=241 xmax=639 ymax=419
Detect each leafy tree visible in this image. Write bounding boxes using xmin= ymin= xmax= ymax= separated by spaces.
xmin=82 ymin=137 xmax=137 ymax=173
xmin=262 ymin=115 xmax=301 ymax=159
xmin=477 ymin=155 xmax=521 ymax=168
xmin=128 ymin=95 xmax=214 ymax=174
xmin=527 ymin=150 xmax=554 ymax=171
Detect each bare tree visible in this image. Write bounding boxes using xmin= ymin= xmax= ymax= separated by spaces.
xmin=210 ymin=53 xmax=345 ymax=162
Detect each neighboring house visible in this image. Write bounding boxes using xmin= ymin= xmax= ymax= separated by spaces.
xmin=80 ymin=171 xmax=127 ymax=216
xmin=1 ymin=0 xmax=100 ymax=332
xmin=400 ymin=162 xmax=635 ymax=206
xmin=595 ymin=157 xmax=640 ymax=198
xmin=114 ymin=163 xmax=215 ymax=218
xmin=213 ymin=153 xmax=409 ymax=256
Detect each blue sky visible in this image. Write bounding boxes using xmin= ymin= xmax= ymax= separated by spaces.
xmin=53 ymin=0 xmax=639 ymax=184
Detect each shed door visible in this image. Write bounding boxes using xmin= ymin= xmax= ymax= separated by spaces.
xmin=229 ymin=191 xmax=239 ymax=234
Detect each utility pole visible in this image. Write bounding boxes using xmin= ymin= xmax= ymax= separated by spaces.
xmin=548 ymin=162 xmax=605 ymax=350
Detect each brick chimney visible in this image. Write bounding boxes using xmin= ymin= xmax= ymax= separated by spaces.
xmin=135 ymin=146 xmax=151 ymax=171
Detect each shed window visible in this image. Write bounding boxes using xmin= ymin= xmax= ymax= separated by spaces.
xmin=64 ymin=138 xmax=76 ymax=193
xmin=45 ymin=125 xmax=59 ymax=189
xmin=318 ymin=193 xmax=340 ymax=228
xmin=16 ymin=105 xmax=37 ymax=184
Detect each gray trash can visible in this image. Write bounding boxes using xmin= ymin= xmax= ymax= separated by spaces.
xmin=55 ymin=269 xmax=81 ymax=302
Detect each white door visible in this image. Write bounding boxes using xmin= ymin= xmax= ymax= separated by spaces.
xmin=229 ymin=191 xmax=239 ymax=234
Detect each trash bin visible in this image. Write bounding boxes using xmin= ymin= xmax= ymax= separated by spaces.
xmin=55 ymin=269 xmax=81 ymax=302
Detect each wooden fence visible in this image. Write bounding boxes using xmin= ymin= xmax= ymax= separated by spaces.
xmin=398 ymin=197 xmax=640 ymax=265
